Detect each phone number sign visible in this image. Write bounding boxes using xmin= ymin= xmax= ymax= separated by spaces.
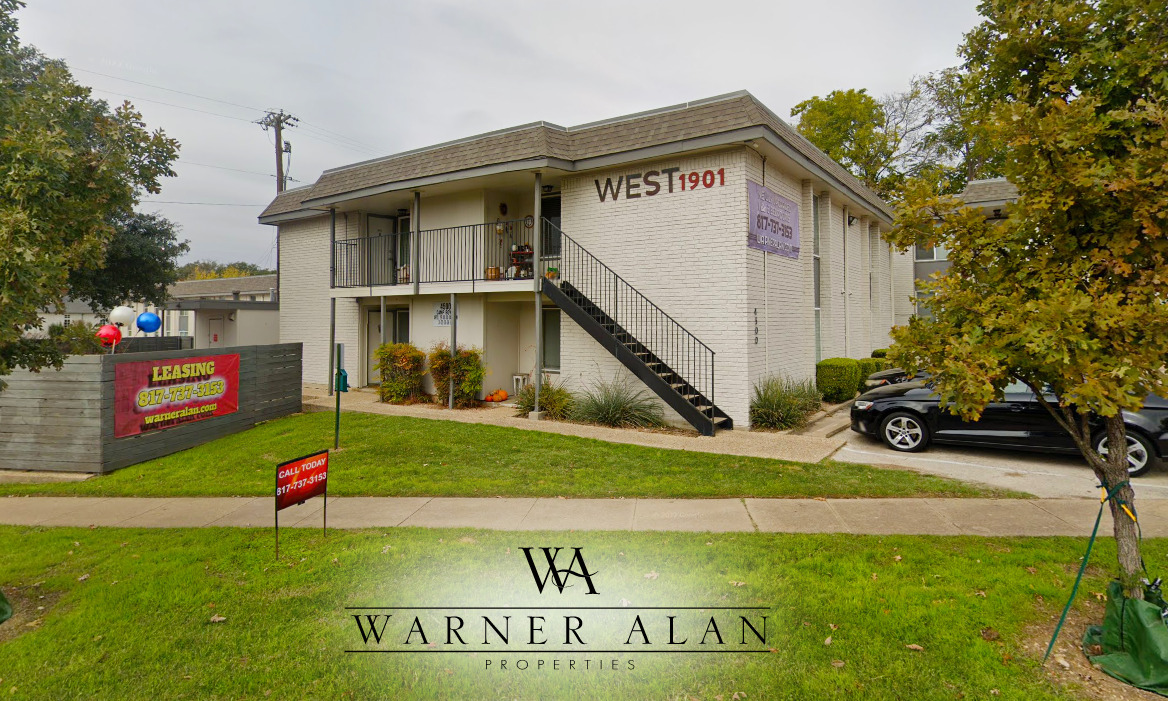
xmin=113 ymin=354 xmax=240 ymax=438
xmin=276 ymin=450 xmax=329 ymax=511
xmin=748 ymin=181 xmax=800 ymax=259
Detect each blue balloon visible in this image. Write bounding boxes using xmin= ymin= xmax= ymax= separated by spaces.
xmin=136 ymin=312 xmax=161 ymax=333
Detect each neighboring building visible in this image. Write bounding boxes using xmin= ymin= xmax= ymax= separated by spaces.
xmin=162 ymin=275 xmax=280 ymax=349
xmin=914 ymin=177 xmax=1019 ymax=285
xmin=259 ymin=91 xmax=915 ymax=433
xmin=36 ymin=297 xmax=105 ymax=332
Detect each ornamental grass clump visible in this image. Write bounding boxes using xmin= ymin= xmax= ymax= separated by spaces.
xmin=572 ymin=376 xmax=665 ymax=429
xmin=513 ymin=378 xmax=574 ymax=421
xmin=375 ymin=342 xmax=426 ymax=404
xmin=428 ymin=342 xmax=485 ymax=408
xmin=750 ymin=375 xmax=822 ymax=430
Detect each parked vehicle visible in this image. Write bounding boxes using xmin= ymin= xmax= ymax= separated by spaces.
xmin=864 ymin=367 xmax=927 ymax=389
xmin=849 ymin=379 xmax=1168 ymax=476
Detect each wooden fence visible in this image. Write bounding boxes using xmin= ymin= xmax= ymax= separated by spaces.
xmin=0 ymin=343 xmax=301 ymax=473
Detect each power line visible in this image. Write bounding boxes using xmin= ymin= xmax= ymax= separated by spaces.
xmin=176 ymin=159 xmax=297 ymax=182
xmin=140 ymin=200 xmax=267 ymax=206
xmin=72 ymin=67 xmax=265 ymax=113
xmin=90 ymin=88 xmax=255 ymax=122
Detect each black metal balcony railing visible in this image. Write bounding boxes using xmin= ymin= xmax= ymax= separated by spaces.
xmin=332 ymin=218 xmax=538 ymax=288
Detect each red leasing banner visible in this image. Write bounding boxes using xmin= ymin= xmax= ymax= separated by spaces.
xmin=114 ymin=354 xmax=240 ymax=438
xmin=276 ymin=450 xmax=329 ymax=511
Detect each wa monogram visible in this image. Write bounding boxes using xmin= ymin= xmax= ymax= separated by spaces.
xmin=520 ymin=547 xmax=599 ymax=594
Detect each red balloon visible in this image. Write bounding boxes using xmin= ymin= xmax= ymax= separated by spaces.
xmin=96 ymin=324 xmax=122 ymax=347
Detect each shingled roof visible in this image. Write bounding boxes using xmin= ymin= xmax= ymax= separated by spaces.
xmin=960 ymin=177 xmax=1018 ymax=204
xmin=260 ymin=91 xmax=891 ymax=221
xmin=168 ymin=274 xmax=278 ymax=299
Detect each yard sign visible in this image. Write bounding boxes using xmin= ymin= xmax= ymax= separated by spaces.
xmin=274 ymin=449 xmax=329 ymax=559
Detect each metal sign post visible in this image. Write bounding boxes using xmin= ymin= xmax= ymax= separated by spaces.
xmin=275 ymin=449 xmax=330 ymax=560
xmin=333 ymin=343 xmax=347 ymax=449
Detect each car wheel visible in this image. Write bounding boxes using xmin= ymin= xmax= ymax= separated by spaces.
xmin=1095 ymin=431 xmax=1157 ymax=477
xmin=880 ymin=412 xmax=930 ymax=452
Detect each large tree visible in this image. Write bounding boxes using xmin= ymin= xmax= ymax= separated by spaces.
xmin=886 ymin=0 xmax=1168 ymax=594
xmin=0 ymin=0 xmax=178 ymax=387
xmin=68 ymin=212 xmax=189 ymax=311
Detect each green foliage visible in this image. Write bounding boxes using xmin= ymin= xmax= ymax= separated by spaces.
xmin=871 ymin=348 xmax=888 ymax=358
xmin=791 ymin=89 xmax=896 ymax=195
xmin=884 ymin=0 xmax=1168 ymax=588
xmin=176 ymin=260 xmax=275 ymax=280
xmin=750 ymin=375 xmax=822 ymax=430
xmin=816 ymin=358 xmax=861 ymax=403
xmin=68 ymin=211 xmax=189 ymax=311
xmin=571 ymin=376 xmax=665 ymax=429
xmin=427 ymin=343 xmax=484 ymax=408
xmin=0 ymin=3 xmax=178 ymax=389
xmin=375 ymin=342 xmax=425 ymax=404
xmin=513 ymin=378 xmax=574 ymax=421
xmin=857 ymin=358 xmax=887 ymax=394
xmin=46 ymin=322 xmax=103 ymax=355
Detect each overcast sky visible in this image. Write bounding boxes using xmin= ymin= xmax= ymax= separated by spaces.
xmin=16 ymin=0 xmax=980 ymax=267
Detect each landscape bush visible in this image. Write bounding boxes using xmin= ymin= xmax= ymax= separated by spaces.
xmin=857 ymin=357 xmax=887 ymax=395
xmin=750 ymin=375 xmax=822 ymax=430
xmin=572 ymin=376 xmax=665 ymax=429
xmin=427 ymin=342 xmax=485 ymax=408
xmin=870 ymin=348 xmax=888 ymax=358
xmin=816 ymin=357 xmax=861 ymax=403
xmin=46 ymin=322 xmax=103 ymax=355
xmin=513 ymin=377 xmax=574 ymax=420
xmin=374 ymin=342 xmax=426 ymax=404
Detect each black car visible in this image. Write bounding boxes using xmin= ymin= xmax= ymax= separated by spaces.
xmin=864 ymin=367 xmax=927 ymax=389
xmin=849 ymin=379 xmax=1168 ymax=476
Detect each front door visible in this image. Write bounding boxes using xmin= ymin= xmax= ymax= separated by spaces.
xmin=207 ymin=316 xmax=224 ymax=348
xmin=367 ymin=308 xmax=410 ymax=384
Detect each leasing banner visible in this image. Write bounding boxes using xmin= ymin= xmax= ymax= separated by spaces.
xmin=114 ymin=353 xmax=240 ymax=437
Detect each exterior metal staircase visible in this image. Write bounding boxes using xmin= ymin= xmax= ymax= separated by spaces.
xmin=540 ymin=221 xmax=731 ymax=436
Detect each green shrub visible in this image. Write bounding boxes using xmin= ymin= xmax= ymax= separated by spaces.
xmin=572 ymin=376 xmax=665 ymax=429
xmin=427 ymin=342 xmax=485 ymax=408
xmin=513 ymin=377 xmax=574 ymax=420
xmin=871 ymin=348 xmax=889 ymax=358
xmin=816 ymin=357 xmax=861 ymax=403
xmin=375 ymin=342 xmax=426 ymax=404
xmin=750 ymin=375 xmax=822 ymax=430
xmin=46 ymin=322 xmax=103 ymax=355
xmin=857 ymin=357 xmax=888 ymax=395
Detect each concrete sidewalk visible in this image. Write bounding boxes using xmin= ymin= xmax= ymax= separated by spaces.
xmin=2 ymin=495 xmax=1160 ymax=536
xmin=301 ymin=386 xmax=847 ymax=465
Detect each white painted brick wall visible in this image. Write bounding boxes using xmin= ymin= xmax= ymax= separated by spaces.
xmin=560 ymin=149 xmax=751 ymax=425
xmin=277 ymin=215 xmax=360 ymax=385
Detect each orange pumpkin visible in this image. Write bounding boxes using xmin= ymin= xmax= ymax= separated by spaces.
xmin=497 ymin=390 xmax=508 ymax=401
xmin=484 ymin=394 xmax=494 ymax=402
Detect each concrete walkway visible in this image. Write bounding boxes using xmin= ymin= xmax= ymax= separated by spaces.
xmin=3 ymin=495 xmax=1160 ymax=536
xmin=301 ymin=386 xmax=847 ymax=465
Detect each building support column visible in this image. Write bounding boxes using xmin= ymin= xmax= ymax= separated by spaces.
xmin=411 ymin=191 xmax=421 ymax=295
xmin=448 ymin=293 xmax=457 ymax=409
xmin=328 ymin=297 xmax=336 ymax=397
xmin=531 ymin=172 xmax=544 ymax=419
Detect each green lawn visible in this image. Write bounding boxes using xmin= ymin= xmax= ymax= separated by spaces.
xmin=0 ymin=412 xmax=1022 ymax=499
xmin=0 ymin=525 xmax=1132 ymax=699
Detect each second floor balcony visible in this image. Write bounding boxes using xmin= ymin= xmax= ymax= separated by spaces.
xmin=332 ymin=218 xmax=561 ymax=290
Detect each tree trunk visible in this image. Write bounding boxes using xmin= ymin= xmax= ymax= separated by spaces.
xmin=1097 ymin=414 xmax=1143 ymax=599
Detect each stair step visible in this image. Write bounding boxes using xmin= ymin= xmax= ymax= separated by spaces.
xmin=714 ymin=416 xmax=731 ymax=426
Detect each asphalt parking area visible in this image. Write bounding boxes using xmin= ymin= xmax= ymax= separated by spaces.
xmin=837 ymin=431 xmax=1168 ymax=500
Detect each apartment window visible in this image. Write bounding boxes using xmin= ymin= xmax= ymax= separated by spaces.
xmin=812 ymin=194 xmax=822 ymax=362
xmin=178 ymin=311 xmax=190 ymax=337
xmin=542 ymin=309 xmax=561 ymax=371
xmin=915 ymin=242 xmax=949 ymax=261
xmin=62 ymin=314 xmax=71 ymax=328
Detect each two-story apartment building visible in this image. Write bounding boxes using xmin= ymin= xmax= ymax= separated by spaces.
xmin=259 ymin=91 xmax=914 ymax=434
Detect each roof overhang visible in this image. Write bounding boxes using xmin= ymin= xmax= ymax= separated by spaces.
xmin=164 ymin=300 xmax=279 ymax=311
xmin=265 ymin=124 xmax=893 ymax=227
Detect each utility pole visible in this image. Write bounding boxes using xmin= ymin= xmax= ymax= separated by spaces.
xmin=256 ymin=110 xmax=298 ymax=193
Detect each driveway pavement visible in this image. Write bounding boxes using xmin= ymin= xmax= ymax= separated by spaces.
xmin=837 ymin=431 xmax=1168 ymax=499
